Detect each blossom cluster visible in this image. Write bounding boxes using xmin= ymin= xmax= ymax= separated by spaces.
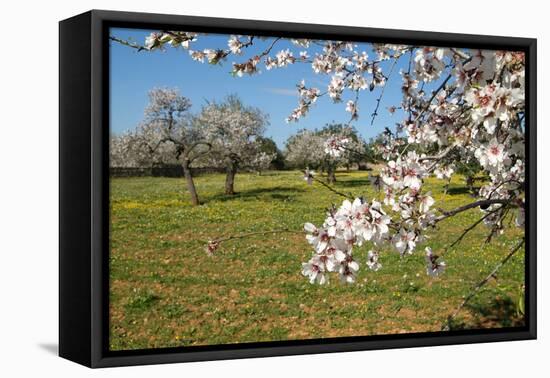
xmin=324 ymin=136 xmax=350 ymax=158
xmin=301 ymin=197 xmax=444 ymax=284
xmin=286 ymin=81 xmax=321 ymax=123
xmin=302 ymin=198 xmax=390 ymax=284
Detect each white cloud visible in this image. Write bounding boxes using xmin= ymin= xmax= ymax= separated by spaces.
xmin=263 ymin=87 xmax=298 ymax=97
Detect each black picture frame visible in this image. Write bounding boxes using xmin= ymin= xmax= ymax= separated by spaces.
xmin=59 ymin=9 xmax=537 ymax=368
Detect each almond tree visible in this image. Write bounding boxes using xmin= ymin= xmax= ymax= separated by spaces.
xmin=110 ymin=130 xmax=145 ymax=168
xmin=142 ymin=87 xmax=211 ymax=206
xmin=285 ymin=124 xmax=366 ymax=183
xmin=110 ymin=121 xmax=181 ymax=168
xmin=249 ymin=151 xmax=277 ymax=175
xmin=196 ymin=95 xmax=269 ymax=194
xmin=284 ymin=129 xmax=326 ymax=171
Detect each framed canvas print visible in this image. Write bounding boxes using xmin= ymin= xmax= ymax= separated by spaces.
xmin=59 ymin=10 xmax=537 ymax=368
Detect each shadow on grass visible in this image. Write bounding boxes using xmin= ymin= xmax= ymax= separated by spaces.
xmin=334 ymin=177 xmax=372 ymax=188
xmin=467 ymin=296 xmax=525 ymax=328
xmin=208 ymin=186 xmax=306 ymax=203
xmin=446 ymin=296 xmax=525 ymax=331
xmin=445 ymin=186 xmax=479 ymax=196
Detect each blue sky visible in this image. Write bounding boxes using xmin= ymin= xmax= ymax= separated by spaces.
xmin=110 ymin=28 xmax=409 ymax=148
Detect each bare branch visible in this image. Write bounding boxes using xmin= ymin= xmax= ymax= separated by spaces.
xmin=434 ymin=199 xmax=513 ymax=223
xmin=206 ymin=228 xmax=303 ymax=256
xmin=371 ymin=56 xmax=399 ymax=126
xmin=444 ymin=205 xmax=507 ymax=252
xmin=109 ymin=36 xmax=148 ymax=51
xmin=310 ymin=174 xmax=352 ymax=199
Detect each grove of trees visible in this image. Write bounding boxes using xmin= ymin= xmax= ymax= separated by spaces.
xmin=111 ymin=89 xmax=274 ymax=204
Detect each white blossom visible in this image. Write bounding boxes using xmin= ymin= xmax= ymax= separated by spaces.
xmin=324 ymin=136 xmax=349 ymax=158
xmin=345 ymin=100 xmax=358 ymax=120
xmin=475 ymin=138 xmax=509 ymax=169
xmin=366 ymin=250 xmax=382 ymax=271
xmin=302 ymin=255 xmax=328 ymax=284
xmin=425 ymin=247 xmax=446 ymax=277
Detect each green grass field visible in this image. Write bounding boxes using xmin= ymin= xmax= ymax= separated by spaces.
xmin=109 ymin=170 xmax=525 ymax=351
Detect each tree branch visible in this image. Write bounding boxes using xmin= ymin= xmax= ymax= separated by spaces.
xmin=444 ymin=205 xmax=506 ymax=252
xmin=434 ymin=199 xmax=513 ymax=223
xmin=186 ymin=141 xmax=212 ymax=163
xmin=310 ymin=175 xmax=352 ymax=199
xmin=109 ymin=36 xmax=148 ymax=51
xmin=206 ymin=228 xmax=303 ymax=255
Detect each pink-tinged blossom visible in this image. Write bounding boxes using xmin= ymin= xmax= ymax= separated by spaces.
xmin=145 ymin=32 xmax=163 ymax=50
xmin=189 ymin=50 xmax=206 ymax=63
xmin=228 ymin=35 xmax=243 ymax=54
xmin=392 ymin=228 xmax=417 ymax=256
xmin=475 ymin=138 xmax=509 ymax=169
xmin=276 ymin=49 xmax=295 ymax=67
xmin=301 ymin=197 xmax=393 ymax=284
xmin=302 ymin=255 xmax=328 ymax=284
xmin=328 ymin=76 xmax=345 ymax=101
xmin=434 ymin=165 xmax=454 ymax=180
xmin=425 ymin=247 xmax=446 ymax=277
xmin=345 ymin=100 xmax=358 ymax=120
xmin=348 ymin=74 xmax=368 ymax=91
xmin=419 ymin=193 xmax=435 ymax=214
xmin=366 ymin=250 xmax=382 ymax=271
xmin=304 ymin=223 xmax=330 ymax=253
xmin=324 ymin=136 xmax=349 ymax=158
xmin=414 ymin=47 xmax=445 ymax=82
xmin=338 ymin=254 xmax=360 ymax=284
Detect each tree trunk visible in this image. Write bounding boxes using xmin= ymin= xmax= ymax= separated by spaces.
xmin=225 ymin=162 xmax=238 ymax=195
xmin=358 ymin=162 xmax=369 ymax=171
xmin=466 ymin=175 xmax=474 ymax=194
xmin=182 ymin=160 xmax=200 ymax=206
xmin=327 ymin=166 xmax=337 ymax=184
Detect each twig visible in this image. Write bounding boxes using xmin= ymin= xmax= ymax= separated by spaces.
xmin=311 ymin=175 xmax=352 ymax=199
xmin=442 ymin=238 xmax=525 ymax=331
xmin=444 ymin=205 xmax=506 ymax=253
xmin=260 ymin=37 xmax=282 ymax=57
xmin=109 ymin=36 xmax=148 ymax=51
xmin=209 ymin=228 xmax=303 ymax=244
xmin=370 ymin=56 xmax=399 ymax=126
xmin=206 ymin=228 xmax=304 ymax=255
